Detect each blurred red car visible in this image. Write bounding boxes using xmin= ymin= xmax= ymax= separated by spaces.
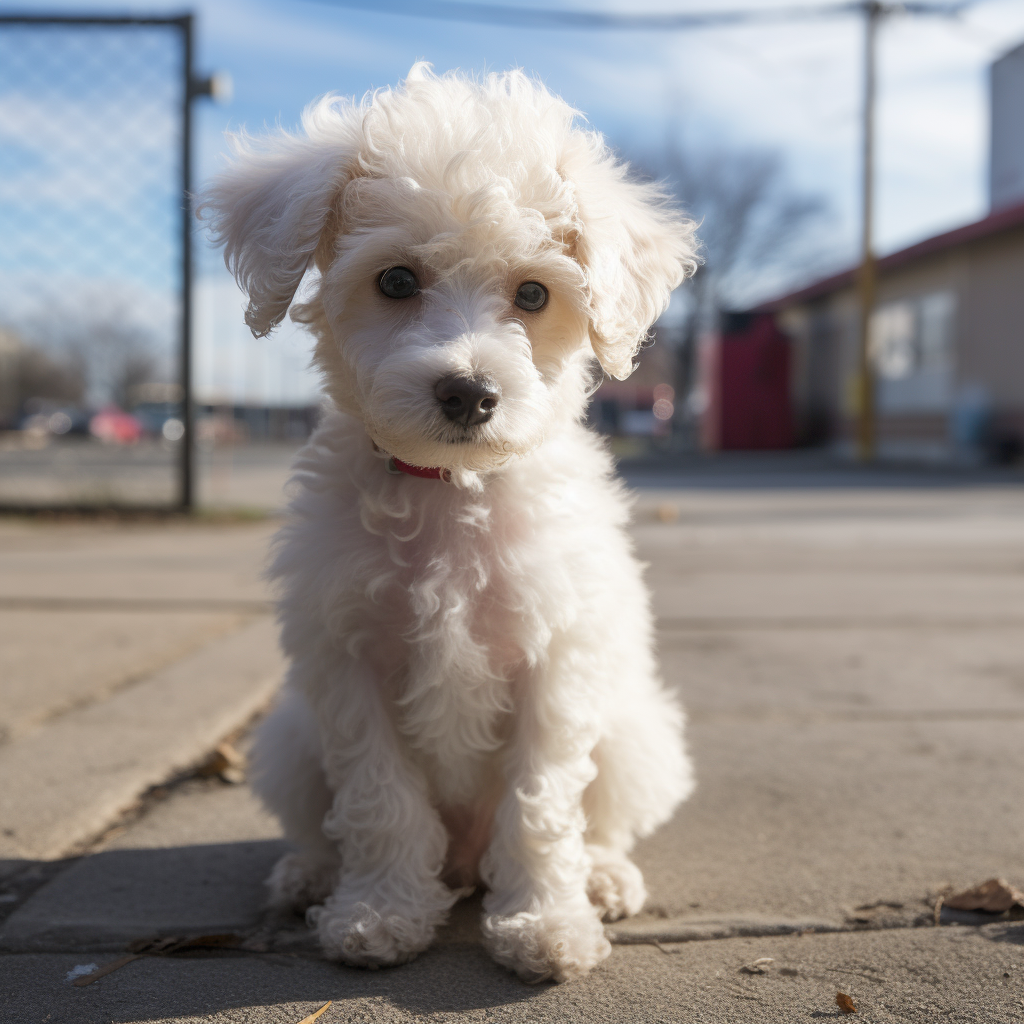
xmin=89 ymin=407 xmax=143 ymax=444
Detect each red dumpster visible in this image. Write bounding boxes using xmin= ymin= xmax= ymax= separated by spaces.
xmin=700 ymin=313 xmax=793 ymax=450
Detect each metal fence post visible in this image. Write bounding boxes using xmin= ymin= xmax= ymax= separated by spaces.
xmin=180 ymin=15 xmax=195 ymax=511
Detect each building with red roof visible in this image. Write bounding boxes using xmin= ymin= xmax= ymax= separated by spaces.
xmin=758 ymin=199 xmax=1024 ymax=459
xmin=742 ymin=40 xmax=1024 ymax=461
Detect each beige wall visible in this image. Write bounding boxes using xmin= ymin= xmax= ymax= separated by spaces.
xmin=779 ymin=225 xmax=1024 ymax=446
xmin=959 ymin=230 xmax=1024 ymax=405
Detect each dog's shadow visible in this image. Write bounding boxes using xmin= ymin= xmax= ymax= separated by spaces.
xmin=0 ymin=843 xmax=551 ymax=1021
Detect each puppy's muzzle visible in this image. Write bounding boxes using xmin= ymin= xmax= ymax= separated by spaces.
xmin=435 ymin=373 xmax=500 ymax=427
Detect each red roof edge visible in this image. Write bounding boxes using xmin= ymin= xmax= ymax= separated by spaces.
xmin=755 ymin=198 xmax=1024 ymax=313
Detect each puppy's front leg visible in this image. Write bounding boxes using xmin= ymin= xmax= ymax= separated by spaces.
xmin=310 ymin=661 xmax=458 ymax=968
xmin=480 ymin=654 xmax=611 ymax=982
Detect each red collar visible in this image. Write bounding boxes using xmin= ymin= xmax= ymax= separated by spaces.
xmin=387 ymin=455 xmax=451 ymax=482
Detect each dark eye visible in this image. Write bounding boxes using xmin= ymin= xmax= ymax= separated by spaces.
xmin=379 ymin=267 xmax=419 ymax=299
xmin=514 ymin=281 xmax=547 ymax=312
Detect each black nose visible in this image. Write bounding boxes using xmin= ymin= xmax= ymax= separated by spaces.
xmin=434 ymin=374 xmax=500 ymax=427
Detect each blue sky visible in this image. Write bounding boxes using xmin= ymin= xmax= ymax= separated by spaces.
xmin=7 ymin=0 xmax=1023 ymax=262
xmin=4 ymin=0 xmax=1024 ymax=403
xmin=185 ymin=0 xmax=1024 ymax=256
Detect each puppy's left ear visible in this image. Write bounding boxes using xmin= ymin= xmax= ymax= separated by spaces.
xmin=197 ymin=101 xmax=357 ymax=338
xmin=565 ymin=146 xmax=699 ymax=380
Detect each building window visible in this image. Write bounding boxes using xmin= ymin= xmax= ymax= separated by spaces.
xmin=918 ymin=291 xmax=956 ymax=374
xmin=871 ymin=301 xmax=916 ymax=380
xmin=869 ymin=290 xmax=956 ymax=412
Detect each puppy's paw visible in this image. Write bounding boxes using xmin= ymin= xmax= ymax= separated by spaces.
xmin=265 ymin=851 xmax=340 ymax=913
xmin=586 ymin=847 xmax=646 ymax=922
xmin=481 ymin=907 xmax=611 ymax=983
xmin=310 ymin=886 xmax=453 ymax=968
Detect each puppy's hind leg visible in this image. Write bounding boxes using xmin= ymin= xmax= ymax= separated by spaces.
xmin=249 ymin=685 xmax=340 ymax=912
xmin=583 ymin=682 xmax=693 ymax=922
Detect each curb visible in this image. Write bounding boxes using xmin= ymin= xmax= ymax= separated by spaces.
xmin=0 ymin=618 xmax=284 ymax=862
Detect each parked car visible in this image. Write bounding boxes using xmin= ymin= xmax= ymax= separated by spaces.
xmin=89 ymin=407 xmax=142 ymax=445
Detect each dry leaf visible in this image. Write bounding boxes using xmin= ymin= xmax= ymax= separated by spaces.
xmin=944 ymin=878 xmax=1024 ymax=914
xmin=196 ymin=742 xmax=246 ymax=783
xmin=836 ymin=991 xmax=857 ymax=1014
xmin=741 ymin=957 xmax=774 ymax=974
xmin=295 ymin=1002 xmax=332 ymax=1024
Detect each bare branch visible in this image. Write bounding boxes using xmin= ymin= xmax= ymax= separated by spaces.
xmin=638 ymin=137 xmax=840 ymax=314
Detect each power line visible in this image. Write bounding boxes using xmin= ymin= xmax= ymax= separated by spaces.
xmin=306 ymin=0 xmax=970 ymax=32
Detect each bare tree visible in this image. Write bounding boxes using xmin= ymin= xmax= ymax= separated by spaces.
xmin=71 ymin=319 xmax=158 ymax=410
xmin=109 ymin=347 xmax=158 ymax=411
xmin=18 ymin=345 xmax=86 ymax=404
xmin=652 ymin=139 xmax=836 ymax=326
xmin=632 ymin=138 xmax=841 ymax=425
xmin=0 ymin=330 xmax=86 ymax=426
xmin=20 ymin=303 xmax=160 ymax=409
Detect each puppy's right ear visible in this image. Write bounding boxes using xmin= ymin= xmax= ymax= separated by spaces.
xmin=197 ymin=102 xmax=358 ymax=338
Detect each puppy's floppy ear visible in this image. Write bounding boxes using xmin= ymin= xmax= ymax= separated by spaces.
xmin=197 ymin=100 xmax=358 ymax=338
xmin=564 ymin=142 xmax=699 ymax=380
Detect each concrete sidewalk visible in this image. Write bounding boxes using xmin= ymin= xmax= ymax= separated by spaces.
xmin=2 ymin=483 xmax=1024 ymax=1022
xmin=0 ymin=516 xmax=283 ymax=861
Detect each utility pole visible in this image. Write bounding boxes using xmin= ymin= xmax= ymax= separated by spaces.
xmin=853 ymin=0 xmax=966 ymax=461
xmin=855 ymin=0 xmax=881 ymax=461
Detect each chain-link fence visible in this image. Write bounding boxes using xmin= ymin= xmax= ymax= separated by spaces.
xmin=0 ymin=15 xmax=196 ymax=509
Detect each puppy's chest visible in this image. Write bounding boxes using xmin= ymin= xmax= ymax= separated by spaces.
xmin=376 ymin=501 xmax=550 ymax=670
xmin=370 ymin=500 xmax=553 ymax=794
xmin=407 ymin=551 xmax=532 ymax=691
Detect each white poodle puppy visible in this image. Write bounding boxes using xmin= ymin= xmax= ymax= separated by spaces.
xmin=200 ymin=64 xmax=697 ymax=983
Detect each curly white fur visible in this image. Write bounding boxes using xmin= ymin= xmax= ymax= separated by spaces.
xmin=202 ymin=64 xmax=697 ymax=983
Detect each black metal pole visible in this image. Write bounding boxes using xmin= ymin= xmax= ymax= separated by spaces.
xmin=179 ymin=15 xmax=195 ymax=510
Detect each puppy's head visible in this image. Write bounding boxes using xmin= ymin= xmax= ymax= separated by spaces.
xmin=200 ymin=65 xmax=698 ymax=482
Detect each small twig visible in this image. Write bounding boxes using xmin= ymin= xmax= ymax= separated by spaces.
xmin=72 ymin=953 xmax=145 ymax=987
xmin=933 ymin=895 xmax=944 ymax=927
xmin=71 ymin=933 xmax=242 ymax=986
xmin=296 ymin=1001 xmax=332 ymax=1024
